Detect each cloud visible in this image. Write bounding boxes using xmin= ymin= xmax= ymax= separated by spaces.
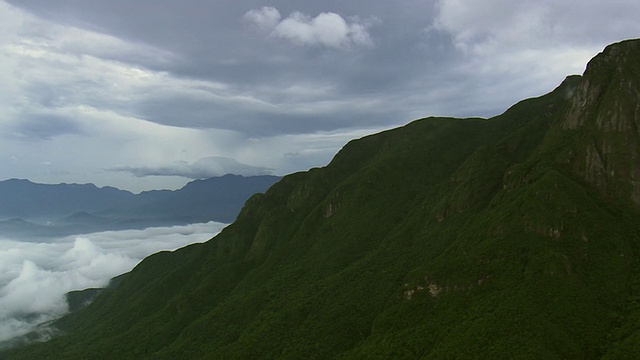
xmin=243 ymin=6 xmax=282 ymax=32
xmin=0 ymin=2 xmax=275 ymax=139
xmin=425 ymin=0 xmax=640 ymax=117
xmin=431 ymin=0 xmax=640 ymax=55
xmin=431 ymin=0 xmax=540 ymax=53
xmin=0 ymin=222 xmax=226 ymax=345
xmin=244 ymin=7 xmax=375 ymax=49
xmin=110 ymin=156 xmax=274 ymax=179
xmin=8 ymin=115 xmax=84 ymax=141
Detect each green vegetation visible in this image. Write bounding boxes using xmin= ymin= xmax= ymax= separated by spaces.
xmin=4 ymin=39 xmax=640 ymax=359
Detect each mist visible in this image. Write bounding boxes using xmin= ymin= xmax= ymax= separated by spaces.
xmin=0 ymin=221 xmax=226 ymax=346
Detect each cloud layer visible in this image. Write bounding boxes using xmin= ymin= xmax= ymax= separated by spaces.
xmin=0 ymin=222 xmax=226 ymax=344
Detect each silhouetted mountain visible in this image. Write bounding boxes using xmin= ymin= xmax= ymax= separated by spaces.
xmin=100 ymin=174 xmax=282 ymax=224
xmin=0 ymin=179 xmax=134 ymax=221
xmin=0 ymin=218 xmax=50 ymax=238
xmin=0 ymin=175 xmax=280 ymax=237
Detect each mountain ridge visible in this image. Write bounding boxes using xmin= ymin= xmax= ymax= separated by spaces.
xmin=0 ymin=174 xmax=280 ymax=237
xmin=4 ymin=38 xmax=640 ymax=359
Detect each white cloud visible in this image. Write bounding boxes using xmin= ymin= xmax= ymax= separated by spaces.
xmin=244 ymin=7 xmax=375 ymax=49
xmin=432 ymin=0 xmax=640 ymax=55
xmin=0 ymin=222 xmax=226 ymax=345
xmin=243 ymin=6 xmax=282 ymax=32
xmin=432 ymin=0 xmax=541 ymax=53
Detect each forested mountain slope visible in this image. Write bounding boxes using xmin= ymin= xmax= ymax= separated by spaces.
xmin=5 ymin=39 xmax=640 ymax=359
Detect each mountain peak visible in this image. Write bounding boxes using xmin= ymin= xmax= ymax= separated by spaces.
xmin=563 ymin=38 xmax=640 ymax=129
xmin=557 ymin=38 xmax=640 ymax=204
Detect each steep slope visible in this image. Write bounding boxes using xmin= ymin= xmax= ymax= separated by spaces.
xmin=4 ymin=39 xmax=640 ymax=359
xmin=551 ymin=38 xmax=640 ymax=204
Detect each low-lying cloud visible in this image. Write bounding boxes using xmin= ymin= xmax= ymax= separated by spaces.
xmin=0 ymin=221 xmax=226 ymax=346
xmin=244 ymin=6 xmax=375 ymax=49
xmin=110 ymin=156 xmax=274 ymax=179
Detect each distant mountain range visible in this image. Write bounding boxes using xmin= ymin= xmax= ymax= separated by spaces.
xmin=0 ymin=175 xmax=280 ymax=238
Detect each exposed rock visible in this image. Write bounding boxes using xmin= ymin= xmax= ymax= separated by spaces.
xmin=559 ymin=39 xmax=640 ymax=204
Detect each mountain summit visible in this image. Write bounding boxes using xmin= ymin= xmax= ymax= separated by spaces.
xmin=559 ymin=39 xmax=640 ymax=204
xmin=5 ymin=39 xmax=640 ymax=359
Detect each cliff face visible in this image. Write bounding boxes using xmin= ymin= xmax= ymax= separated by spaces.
xmin=561 ymin=39 xmax=640 ymax=204
xmin=5 ymin=39 xmax=640 ymax=360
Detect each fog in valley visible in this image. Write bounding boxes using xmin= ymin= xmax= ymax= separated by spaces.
xmin=0 ymin=222 xmax=226 ymax=347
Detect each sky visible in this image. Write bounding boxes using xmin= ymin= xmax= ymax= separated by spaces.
xmin=0 ymin=221 xmax=225 ymax=345
xmin=1 ymin=0 xmax=639 ymax=193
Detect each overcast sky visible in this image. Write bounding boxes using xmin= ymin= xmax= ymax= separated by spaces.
xmin=1 ymin=0 xmax=639 ymax=192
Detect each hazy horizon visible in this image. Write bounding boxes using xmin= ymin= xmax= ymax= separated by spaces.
xmin=0 ymin=173 xmax=280 ymax=195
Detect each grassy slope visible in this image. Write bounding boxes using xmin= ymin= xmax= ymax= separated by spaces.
xmin=5 ymin=41 xmax=640 ymax=359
